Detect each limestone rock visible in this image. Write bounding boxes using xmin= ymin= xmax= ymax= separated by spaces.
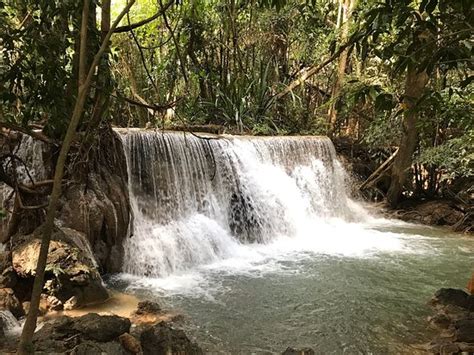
xmin=11 ymin=226 xmax=108 ymax=309
xmin=140 ymin=321 xmax=203 ymax=355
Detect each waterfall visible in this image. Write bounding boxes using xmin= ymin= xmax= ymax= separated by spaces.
xmin=119 ymin=130 xmax=368 ymax=278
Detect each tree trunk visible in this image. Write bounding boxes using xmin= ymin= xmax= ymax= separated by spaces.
xmin=328 ymin=0 xmax=356 ymax=135
xmin=386 ymin=64 xmax=428 ymax=207
xmin=17 ymin=2 xmax=136 ymax=353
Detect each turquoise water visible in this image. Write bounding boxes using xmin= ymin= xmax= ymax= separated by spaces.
xmin=111 ymin=221 xmax=473 ymax=353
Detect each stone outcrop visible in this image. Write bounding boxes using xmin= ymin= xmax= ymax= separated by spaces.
xmin=1 ymin=128 xmax=131 ymax=275
xmin=426 ymin=288 xmax=474 ymax=354
xmin=10 ymin=226 xmax=108 ymax=310
xmin=139 ymin=321 xmax=203 ymax=355
xmin=57 ymin=129 xmax=131 ymax=273
xmin=390 ymin=199 xmax=472 ymax=233
xmin=0 ymin=310 xmax=203 ymax=355
xmin=32 ymin=313 xmax=131 ymax=353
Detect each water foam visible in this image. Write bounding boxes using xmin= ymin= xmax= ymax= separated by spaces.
xmin=116 ymin=130 xmax=426 ymax=290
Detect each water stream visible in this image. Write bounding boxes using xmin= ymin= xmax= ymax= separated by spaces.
xmin=114 ymin=130 xmax=473 ymax=353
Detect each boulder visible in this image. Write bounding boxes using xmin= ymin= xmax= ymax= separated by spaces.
xmin=72 ymin=313 xmax=131 ymax=342
xmin=430 ymin=288 xmax=474 ymax=311
xmin=0 ymin=288 xmax=23 ymax=318
xmin=69 ymin=340 xmax=129 ymax=355
xmin=58 ymin=129 xmax=130 ymax=273
xmin=119 ymin=333 xmax=142 ymax=354
xmin=135 ymin=300 xmax=162 ymax=315
xmin=140 ymin=321 xmax=203 ymax=355
xmin=32 ymin=313 xmax=131 ymax=353
xmin=454 ymin=319 xmax=474 ymax=343
xmin=11 ymin=226 xmax=108 ymax=310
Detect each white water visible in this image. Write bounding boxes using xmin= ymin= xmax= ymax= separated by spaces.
xmin=119 ymin=131 xmax=420 ymax=282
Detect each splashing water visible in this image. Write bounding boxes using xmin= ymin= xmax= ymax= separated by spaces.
xmin=119 ymin=130 xmax=409 ymax=278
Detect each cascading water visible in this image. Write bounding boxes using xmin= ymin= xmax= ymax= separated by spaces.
xmin=119 ymin=130 xmax=372 ymax=278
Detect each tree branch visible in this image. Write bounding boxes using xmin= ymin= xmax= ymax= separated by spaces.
xmin=270 ymin=40 xmax=355 ymax=103
xmin=0 ymin=122 xmax=54 ymax=144
xmin=114 ymin=0 xmax=174 ymax=33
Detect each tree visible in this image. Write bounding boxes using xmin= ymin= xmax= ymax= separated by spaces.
xmin=16 ymin=1 xmax=136 ymax=353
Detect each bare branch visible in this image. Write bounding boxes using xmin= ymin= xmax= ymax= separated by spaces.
xmin=114 ymin=0 xmax=174 ymax=33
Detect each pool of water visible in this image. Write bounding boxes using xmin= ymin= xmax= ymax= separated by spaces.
xmin=110 ymin=218 xmax=473 ymax=354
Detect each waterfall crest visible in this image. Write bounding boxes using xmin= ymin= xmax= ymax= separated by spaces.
xmin=119 ymin=130 xmax=367 ymax=277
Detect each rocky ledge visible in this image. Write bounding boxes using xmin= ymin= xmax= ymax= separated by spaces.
xmin=0 ymin=225 xmax=109 ymax=318
xmin=426 ymin=288 xmax=474 ymax=354
xmin=0 ymin=300 xmax=203 ymax=355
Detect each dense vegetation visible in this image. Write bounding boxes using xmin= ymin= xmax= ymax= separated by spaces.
xmin=0 ymin=1 xmax=472 ymax=351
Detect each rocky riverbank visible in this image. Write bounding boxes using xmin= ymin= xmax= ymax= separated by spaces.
xmin=425 ymin=288 xmax=474 ymax=354
xmin=0 ymin=300 xmax=202 ymax=354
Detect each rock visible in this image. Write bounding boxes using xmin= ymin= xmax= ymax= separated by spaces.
xmin=140 ymin=321 xmax=203 ymax=355
xmin=119 ymin=333 xmax=142 ymax=354
xmin=430 ymin=288 xmax=474 ymax=311
xmin=0 ymin=266 xmax=17 ymax=288
xmin=73 ymin=313 xmax=131 ymax=342
xmin=428 ymin=313 xmax=452 ymax=330
xmin=0 ymin=251 xmax=10 ymax=271
xmin=0 ymin=288 xmax=23 ymax=318
xmin=282 ymin=347 xmax=315 ymax=355
xmin=70 ymin=340 xmax=129 ymax=355
xmin=0 ymin=251 xmax=16 ymax=288
xmin=454 ymin=319 xmax=474 ymax=343
xmin=58 ymin=129 xmax=130 ymax=273
xmin=0 ymin=315 xmax=5 ymax=338
xmin=33 ymin=316 xmax=77 ymax=352
xmin=136 ymin=300 xmax=162 ymax=315
xmin=458 ymin=342 xmax=474 ymax=352
xmin=438 ymin=342 xmax=460 ymax=354
xmin=33 ymin=313 xmax=131 ymax=353
xmin=11 ymin=226 xmax=108 ymax=309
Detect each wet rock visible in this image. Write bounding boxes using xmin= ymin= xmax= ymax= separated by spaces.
xmin=136 ymin=300 xmax=162 ymax=315
xmin=282 ymin=347 xmax=315 ymax=355
xmin=0 ymin=288 xmax=23 ymax=318
xmin=394 ymin=200 xmax=469 ymax=231
xmin=430 ymin=288 xmax=474 ymax=311
xmin=453 ymin=319 xmax=474 ymax=343
xmin=428 ymin=313 xmax=452 ymax=330
xmin=11 ymin=226 xmax=108 ymax=309
xmin=70 ymin=340 xmax=129 ymax=355
xmin=58 ymin=129 xmax=130 ymax=273
xmin=73 ymin=313 xmax=131 ymax=342
xmin=140 ymin=321 xmax=203 ymax=355
xmin=32 ymin=313 xmax=131 ymax=353
xmin=119 ymin=332 xmax=142 ymax=354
